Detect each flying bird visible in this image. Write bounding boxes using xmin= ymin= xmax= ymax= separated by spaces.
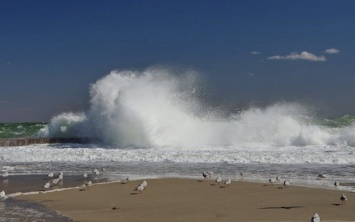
xmin=311 ymin=213 xmax=320 ymax=222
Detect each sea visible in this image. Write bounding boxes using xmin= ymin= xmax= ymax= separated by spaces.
xmin=1 ymin=69 xmax=355 ymax=221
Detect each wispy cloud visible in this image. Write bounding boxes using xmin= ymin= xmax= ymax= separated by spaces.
xmin=251 ymin=51 xmax=261 ymax=55
xmin=324 ymin=48 xmax=340 ymax=54
xmin=268 ymin=51 xmax=326 ymax=62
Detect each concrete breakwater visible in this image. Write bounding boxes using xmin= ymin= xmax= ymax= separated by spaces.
xmin=0 ymin=137 xmax=96 ymax=147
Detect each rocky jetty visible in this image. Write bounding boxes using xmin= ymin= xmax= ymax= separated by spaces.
xmin=0 ymin=137 xmax=95 ymax=147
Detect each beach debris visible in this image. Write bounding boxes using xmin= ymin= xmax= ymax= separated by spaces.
xmin=269 ymin=178 xmax=275 ymax=185
xmin=216 ymin=176 xmax=222 ymax=183
xmin=0 ymin=191 xmax=5 ymax=199
xmin=2 ymin=171 xmax=8 ymax=178
xmin=334 ymin=181 xmax=340 ymax=188
xmin=83 ymin=173 xmax=88 ymax=179
xmin=44 ymin=182 xmax=50 ymax=189
xmin=283 ymin=179 xmax=290 ymax=188
xmin=340 ymin=193 xmax=347 ymax=205
xmin=311 ymin=213 xmax=320 ymax=222
xmin=317 ymin=174 xmax=327 ymax=179
xmin=47 ymin=172 xmax=54 ymax=178
xmin=224 ymin=178 xmax=231 ymax=186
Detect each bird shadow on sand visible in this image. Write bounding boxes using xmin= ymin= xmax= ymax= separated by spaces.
xmin=331 ymin=203 xmax=342 ymax=206
xmin=210 ymin=184 xmax=217 ymax=186
xmin=259 ymin=206 xmax=304 ymax=210
xmin=130 ymin=192 xmax=138 ymax=195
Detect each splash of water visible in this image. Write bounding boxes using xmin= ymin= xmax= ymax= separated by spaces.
xmin=37 ymin=68 xmax=355 ymax=148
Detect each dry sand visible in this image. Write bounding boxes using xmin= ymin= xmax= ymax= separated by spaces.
xmin=15 ymin=178 xmax=355 ymax=222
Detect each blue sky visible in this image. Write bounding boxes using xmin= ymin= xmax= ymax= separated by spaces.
xmin=1 ymin=0 xmax=355 ymax=122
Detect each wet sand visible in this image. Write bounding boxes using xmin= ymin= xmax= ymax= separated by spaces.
xmin=13 ymin=178 xmax=355 ymax=222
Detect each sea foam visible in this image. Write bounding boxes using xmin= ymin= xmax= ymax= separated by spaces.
xmin=37 ymin=68 xmax=355 ymax=148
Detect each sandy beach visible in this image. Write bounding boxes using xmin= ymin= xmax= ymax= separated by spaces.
xmin=13 ymin=178 xmax=355 ymax=222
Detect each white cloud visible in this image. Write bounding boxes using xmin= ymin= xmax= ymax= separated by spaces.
xmin=268 ymin=51 xmax=326 ymax=62
xmin=251 ymin=51 xmax=261 ymax=55
xmin=324 ymin=48 xmax=340 ymax=54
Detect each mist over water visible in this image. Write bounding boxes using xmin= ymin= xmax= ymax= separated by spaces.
xmin=37 ymin=68 xmax=355 ymax=148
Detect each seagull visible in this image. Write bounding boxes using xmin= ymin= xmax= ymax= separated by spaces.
xmin=202 ymin=172 xmax=208 ymax=180
xmin=83 ymin=173 xmax=88 ymax=179
xmin=2 ymin=172 xmax=8 ymax=178
xmin=240 ymin=172 xmax=244 ymax=180
xmin=311 ymin=213 xmax=320 ymax=222
xmin=225 ymin=178 xmax=231 ymax=186
xmin=86 ymin=181 xmax=92 ymax=187
xmin=44 ymin=182 xmax=50 ymax=189
xmin=92 ymin=169 xmax=100 ymax=177
xmin=0 ymin=191 xmax=5 ymax=199
xmin=58 ymin=174 xmax=63 ymax=181
xmin=47 ymin=172 xmax=54 ymax=178
xmin=269 ymin=178 xmax=275 ymax=185
xmin=318 ymin=174 xmax=327 ymax=179
xmin=101 ymin=168 xmax=106 ymax=174
xmin=125 ymin=176 xmax=130 ymax=183
xmin=52 ymin=178 xmax=60 ymax=185
xmin=283 ymin=179 xmax=290 ymax=188
xmin=207 ymin=171 xmax=214 ymax=179
xmin=141 ymin=180 xmax=148 ymax=188
xmin=334 ymin=181 xmax=340 ymax=188
xmin=340 ymin=193 xmax=347 ymax=205
xmin=216 ymin=176 xmax=222 ymax=183
xmin=136 ymin=184 xmax=144 ymax=194
xmin=276 ymin=176 xmax=281 ymax=182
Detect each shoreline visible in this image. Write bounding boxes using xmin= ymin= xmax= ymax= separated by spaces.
xmin=10 ymin=177 xmax=355 ymax=222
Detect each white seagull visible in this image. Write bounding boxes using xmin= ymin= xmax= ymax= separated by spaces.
xmin=216 ymin=176 xmax=222 ymax=183
xmin=0 ymin=191 xmax=5 ymax=199
xmin=136 ymin=184 xmax=145 ymax=194
xmin=311 ymin=213 xmax=320 ymax=222
xmin=47 ymin=172 xmax=54 ymax=178
xmin=334 ymin=181 xmax=340 ymax=188
xmin=340 ymin=193 xmax=347 ymax=205
xmin=224 ymin=178 xmax=231 ymax=186
xmin=141 ymin=180 xmax=148 ymax=188
xmin=2 ymin=171 xmax=8 ymax=178
xmin=202 ymin=172 xmax=208 ymax=180
xmin=86 ymin=181 xmax=93 ymax=187
xmin=269 ymin=178 xmax=275 ymax=185
xmin=276 ymin=176 xmax=281 ymax=182
xmin=283 ymin=179 xmax=290 ymax=188
xmin=207 ymin=171 xmax=214 ymax=179
xmin=83 ymin=173 xmax=88 ymax=179
xmin=44 ymin=182 xmax=50 ymax=189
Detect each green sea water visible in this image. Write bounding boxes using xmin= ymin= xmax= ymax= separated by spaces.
xmin=0 ymin=122 xmax=47 ymax=138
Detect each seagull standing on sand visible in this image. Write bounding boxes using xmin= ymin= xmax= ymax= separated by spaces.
xmin=0 ymin=191 xmax=5 ymax=199
xmin=284 ymin=179 xmax=290 ymax=188
xmin=141 ymin=180 xmax=148 ymax=188
xmin=207 ymin=171 xmax=214 ymax=179
xmin=86 ymin=181 xmax=92 ymax=187
xmin=202 ymin=172 xmax=208 ymax=180
xmin=269 ymin=178 xmax=275 ymax=185
xmin=311 ymin=213 xmax=320 ymax=222
xmin=136 ymin=184 xmax=144 ymax=194
xmin=276 ymin=176 xmax=281 ymax=182
xmin=225 ymin=178 xmax=231 ymax=186
xmin=216 ymin=176 xmax=222 ymax=183
xmin=340 ymin=193 xmax=347 ymax=205
xmin=44 ymin=182 xmax=50 ymax=189
xmin=240 ymin=172 xmax=244 ymax=180
xmin=334 ymin=181 xmax=340 ymax=188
